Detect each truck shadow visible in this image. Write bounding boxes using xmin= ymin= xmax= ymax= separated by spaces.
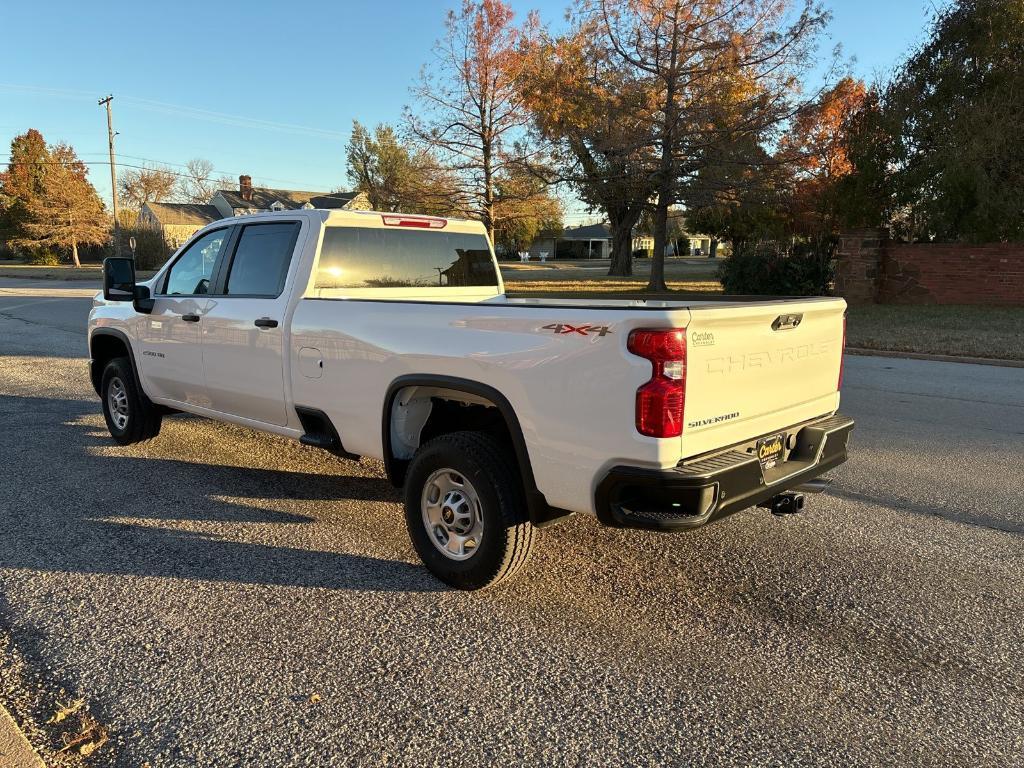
xmin=827 ymin=485 xmax=1024 ymax=536
xmin=0 ymin=393 xmax=443 ymax=593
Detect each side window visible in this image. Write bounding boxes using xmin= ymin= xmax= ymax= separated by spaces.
xmin=224 ymin=222 xmax=300 ymax=297
xmin=163 ymin=229 xmax=228 ymax=296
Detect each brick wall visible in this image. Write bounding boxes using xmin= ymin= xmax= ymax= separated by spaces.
xmin=835 ymin=229 xmax=1024 ymax=306
xmin=834 ymin=229 xmax=884 ymax=305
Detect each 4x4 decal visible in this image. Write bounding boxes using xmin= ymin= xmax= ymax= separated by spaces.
xmin=541 ymin=323 xmax=613 ymax=337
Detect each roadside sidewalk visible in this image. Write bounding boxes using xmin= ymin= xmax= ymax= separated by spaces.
xmin=846 ymin=347 xmax=1024 ymax=369
xmin=0 ymin=705 xmax=43 ymax=768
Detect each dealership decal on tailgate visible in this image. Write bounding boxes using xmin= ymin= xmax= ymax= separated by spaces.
xmin=756 ymin=433 xmax=786 ymax=471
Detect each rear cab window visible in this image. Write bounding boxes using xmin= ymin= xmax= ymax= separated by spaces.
xmin=224 ymin=222 xmax=301 ymax=297
xmin=312 ymin=224 xmax=500 ymax=297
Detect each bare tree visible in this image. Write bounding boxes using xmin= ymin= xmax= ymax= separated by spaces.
xmin=119 ymin=164 xmax=177 ymax=210
xmin=406 ymin=0 xmax=538 ymax=241
xmin=176 ymin=158 xmax=228 ymax=204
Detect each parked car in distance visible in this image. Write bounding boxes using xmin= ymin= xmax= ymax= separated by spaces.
xmin=89 ymin=209 xmax=853 ymax=589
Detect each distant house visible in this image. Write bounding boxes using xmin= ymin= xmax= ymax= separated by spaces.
xmin=527 ymin=222 xmax=675 ymax=260
xmin=140 ymin=175 xmax=370 ymax=248
xmin=663 ymin=233 xmax=714 ymax=257
xmin=529 ymin=223 xmax=615 ymax=260
xmin=209 ymin=175 xmax=371 ymax=218
xmin=527 ymin=220 xmax=716 ymax=260
xmin=138 ymin=202 xmax=221 ymax=248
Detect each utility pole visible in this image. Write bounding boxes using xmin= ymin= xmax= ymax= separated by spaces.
xmin=98 ymin=95 xmax=120 ymax=255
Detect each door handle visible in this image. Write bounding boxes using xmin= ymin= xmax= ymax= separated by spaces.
xmin=254 ymin=317 xmax=279 ymax=329
xmin=181 ymin=313 xmax=200 ymax=322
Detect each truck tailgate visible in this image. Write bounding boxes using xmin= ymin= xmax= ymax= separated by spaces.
xmin=681 ymin=297 xmax=845 ymax=458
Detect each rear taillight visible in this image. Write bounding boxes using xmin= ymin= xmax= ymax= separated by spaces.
xmin=628 ymin=328 xmax=687 ymax=438
xmin=838 ymin=315 xmax=847 ymax=390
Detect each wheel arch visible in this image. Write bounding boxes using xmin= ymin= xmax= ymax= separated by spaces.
xmin=382 ymin=374 xmax=572 ymax=527
xmin=89 ymin=328 xmax=141 ymax=396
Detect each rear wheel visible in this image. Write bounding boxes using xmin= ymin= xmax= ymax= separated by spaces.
xmin=404 ymin=431 xmax=536 ymax=590
xmin=100 ymin=357 xmax=162 ymax=445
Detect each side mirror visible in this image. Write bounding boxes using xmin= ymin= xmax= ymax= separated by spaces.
xmin=103 ymin=257 xmax=136 ymax=301
xmin=103 ymin=257 xmax=154 ymax=314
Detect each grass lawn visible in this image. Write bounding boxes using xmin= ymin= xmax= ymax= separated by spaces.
xmin=507 ymin=275 xmax=1022 ymax=361
xmin=845 ymin=304 xmax=1024 ymax=361
xmin=0 ymin=263 xmax=103 ymax=280
xmin=0 ymin=263 xmax=156 ymax=281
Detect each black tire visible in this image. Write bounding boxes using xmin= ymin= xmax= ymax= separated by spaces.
xmin=404 ymin=431 xmax=536 ymax=590
xmin=100 ymin=357 xmax=162 ymax=445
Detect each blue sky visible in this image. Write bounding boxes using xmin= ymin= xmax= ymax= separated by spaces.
xmin=1 ymin=0 xmax=939 ymax=219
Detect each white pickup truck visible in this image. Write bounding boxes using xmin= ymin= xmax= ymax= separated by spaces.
xmin=89 ymin=209 xmax=853 ymax=589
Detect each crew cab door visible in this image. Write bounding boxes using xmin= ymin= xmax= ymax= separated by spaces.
xmin=199 ymin=221 xmax=302 ymax=426
xmin=138 ymin=227 xmax=231 ymax=406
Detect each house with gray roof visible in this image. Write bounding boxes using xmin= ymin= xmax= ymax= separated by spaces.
xmin=526 ymin=219 xmax=715 ymax=260
xmin=140 ymin=175 xmax=371 ymax=248
xmin=138 ymin=202 xmax=222 ymax=248
xmin=527 ymin=223 xmax=625 ymax=260
xmin=210 ymin=175 xmax=370 ymax=218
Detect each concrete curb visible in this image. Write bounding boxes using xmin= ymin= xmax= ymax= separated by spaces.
xmin=0 ymin=704 xmax=44 ymax=768
xmin=846 ymin=347 xmax=1024 ymax=369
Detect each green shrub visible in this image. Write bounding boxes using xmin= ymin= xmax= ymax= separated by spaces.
xmin=122 ymin=227 xmax=171 ymax=271
xmin=25 ymin=249 xmax=61 ymax=266
xmin=718 ymin=244 xmax=835 ymax=296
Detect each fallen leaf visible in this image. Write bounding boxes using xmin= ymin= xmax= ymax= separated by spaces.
xmin=47 ymin=698 xmax=85 ymax=724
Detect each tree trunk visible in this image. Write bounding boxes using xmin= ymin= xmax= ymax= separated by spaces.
xmin=607 ymin=207 xmax=642 ymax=277
xmin=481 ymin=133 xmax=495 ymax=246
xmin=647 ymin=19 xmax=679 ymax=294
xmin=648 ymin=193 xmax=670 ymax=292
xmin=709 ymin=238 xmax=719 ymax=259
xmin=69 ymin=207 xmax=81 ymax=267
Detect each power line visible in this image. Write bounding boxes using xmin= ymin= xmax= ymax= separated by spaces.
xmin=0 ymin=83 xmax=347 ymax=140
xmin=111 ymin=156 xmax=345 ymax=190
xmin=120 ymin=95 xmax=348 ymax=139
xmin=5 ymin=149 xmax=350 ymax=190
xmin=0 ymin=158 xmax=360 ymax=203
xmin=0 ymin=158 xmax=358 ymax=199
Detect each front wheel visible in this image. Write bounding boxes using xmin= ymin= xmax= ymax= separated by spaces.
xmin=100 ymin=357 xmax=162 ymax=445
xmin=404 ymin=431 xmax=536 ymax=590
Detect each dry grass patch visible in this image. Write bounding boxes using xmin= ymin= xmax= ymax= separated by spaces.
xmin=0 ymin=264 xmax=156 ymax=281
xmin=505 ymin=278 xmax=723 ymax=298
xmin=846 ymin=304 xmax=1024 ymax=360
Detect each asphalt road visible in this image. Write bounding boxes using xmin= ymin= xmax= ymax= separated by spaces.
xmin=0 ymin=281 xmax=1022 ymax=767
